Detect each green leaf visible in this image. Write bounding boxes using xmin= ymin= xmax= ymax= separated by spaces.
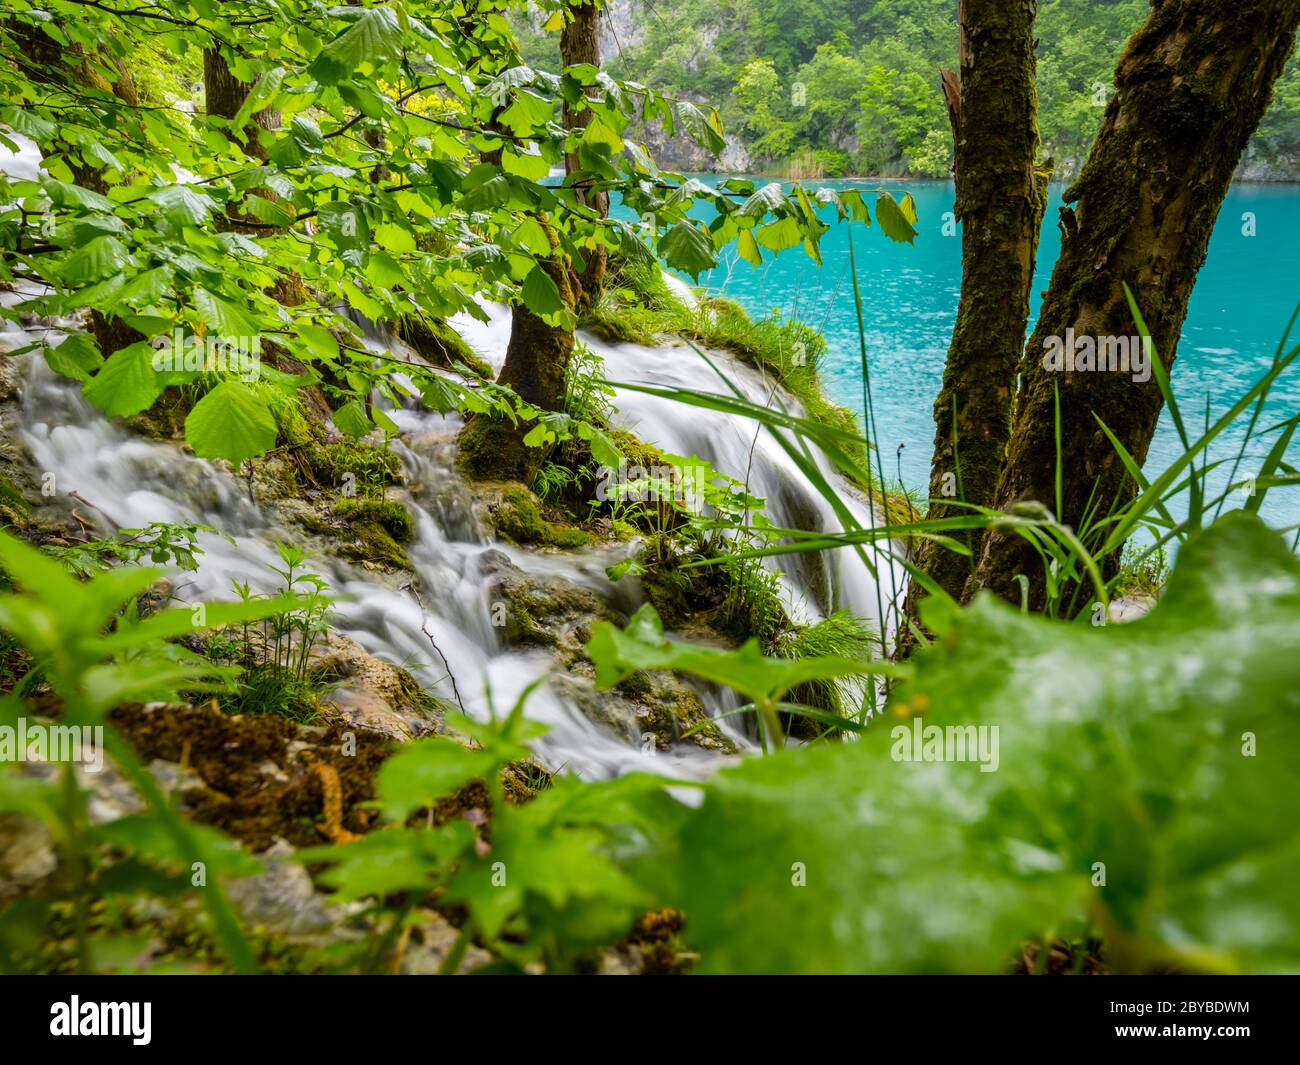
xmin=513 ymin=216 xmax=552 ymax=256
xmin=587 ymin=604 xmax=872 ymax=707
xmin=193 ymin=287 xmax=262 ymax=340
xmin=500 ymin=91 xmax=555 ymax=136
xmin=243 ymin=194 xmax=296 ymax=227
xmin=459 ymin=174 xmax=513 ymax=213
xmin=308 ymin=5 xmax=406 ymax=84
xmin=736 ymin=228 xmax=762 ymax=267
xmin=676 ymin=102 xmax=725 ymax=155
xmin=839 ymin=189 xmax=871 ymax=225
xmin=95 ymin=815 xmax=260 ymax=878
xmin=300 ymin=826 xmax=469 ymax=901
xmin=116 ymin=267 xmax=174 ymax=308
xmin=739 ymin=182 xmax=790 ymax=219
xmin=60 ymin=235 xmax=130 ymax=283
xmin=578 ymin=423 xmax=622 ymax=469
xmin=580 ymin=116 xmax=623 ymax=153
xmin=147 ymin=184 xmax=214 ymax=228
xmin=373 ymin=221 xmax=416 ymax=253
xmin=376 ymin=738 xmax=504 ymax=821
xmin=666 ymin=514 xmax=1300 ymax=973
xmin=657 ymin=222 xmax=716 ymax=278
xmin=184 ymin=381 xmax=276 ymax=464
xmin=501 ymin=146 xmax=551 ymax=182
xmin=318 ymin=201 xmax=369 ymax=264
xmin=755 ymin=215 xmax=802 ymax=253
xmin=230 ymin=66 xmax=286 ymax=133
xmin=82 ymin=342 xmax=163 ymax=418
xmin=875 ymin=192 xmax=918 ymax=244
xmin=520 ymin=265 xmax=564 ymax=316
xmin=446 ymin=781 xmax=652 ymax=947
xmin=333 ymin=398 xmax=372 ymax=438
xmin=293 ymin=322 xmax=340 ymax=362
xmin=45 ymin=333 xmax=102 ymax=382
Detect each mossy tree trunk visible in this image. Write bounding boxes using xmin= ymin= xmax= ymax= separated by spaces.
xmin=561 ymin=1 xmax=609 ymax=304
xmin=972 ymin=0 xmax=1300 ymax=611
xmin=902 ymin=0 xmax=1049 ymax=645
xmin=458 ymin=240 xmax=577 ymax=484
xmin=459 ymin=27 xmax=586 ymax=485
xmin=203 ymin=48 xmax=279 ymax=149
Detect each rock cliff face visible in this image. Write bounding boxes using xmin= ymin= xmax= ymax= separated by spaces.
xmin=634 ymin=119 xmax=754 ymax=174
xmin=1235 ymin=143 xmax=1300 ymax=182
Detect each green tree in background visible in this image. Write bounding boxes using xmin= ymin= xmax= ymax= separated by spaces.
xmin=514 ymin=0 xmax=1300 ymax=178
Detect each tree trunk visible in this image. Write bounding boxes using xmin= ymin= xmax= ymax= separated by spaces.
xmin=10 ymin=19 xmax=141 ymax=356
xmin=972 ymin=0 xmax=1300 ymax=611
xmin=458 ymin=15 xmax=591 ymax=485
xmin=457 ymin=240 xmax=577 ymax=484
xmin=901 ymin=0 xmax=1049 ymax=645
xmin=203 ymin=48 xmax=279 ymax=152
xmin=561 ymin=1 xmax=609 ymax=302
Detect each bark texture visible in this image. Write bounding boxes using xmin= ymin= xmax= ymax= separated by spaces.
xmin=972 ymin=0 xmax=1300 ymax=610
xmin=203 ymin=48 xmax=279 ymax=151
xmin=902 ymin=0 xmax=1048 ymax=640
xmin=561 ymin=1 xmax=609 ymax=302
xmin=458 ymin=241 xmax=577 ymax=484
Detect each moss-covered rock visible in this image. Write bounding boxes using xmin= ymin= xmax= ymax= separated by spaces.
xmin=124 ymin=385 xmax=191 ymax=442
xmin=478 ymin=548 xmax=609 ymax=660
xmin=551 ymin=669 xmax=737 ymax=755
xmin=310 ymin=632 xmax=453 ymax=740
xmin=636 ymin=536 xmax=791 ymax=647
xmin=456 ymin=412 xmax=550 ymax=484
xmin=397 ymin=315 xmax=493 ymax=378
xmin=332 ymin=497 xmax=415 ymax=570
xmin=475 ymin=549 xmax=735 ymax=755
xmin=476 ymin=482 xmax=591 ymax=549
xmin=309 ymin=439 xmax=402 ymax=497
xmin=0 ymin=468 xmax=31 ymax=533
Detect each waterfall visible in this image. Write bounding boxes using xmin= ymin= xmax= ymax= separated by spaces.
xmin=6 ymin=291 xmax=901 ymax=782
xmin=452 ymin=301 xmax=906 ymax=626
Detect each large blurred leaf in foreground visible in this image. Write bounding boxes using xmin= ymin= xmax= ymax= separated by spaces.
xmin=666 ymin=513 xmax=1300 ymax=973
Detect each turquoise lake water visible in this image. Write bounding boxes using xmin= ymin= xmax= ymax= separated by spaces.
xmin=619 ymin=179 xmax=1300 ymax=532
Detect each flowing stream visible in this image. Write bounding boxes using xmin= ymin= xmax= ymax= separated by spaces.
xmin=6 ymin=285 xmax=900 ymax=781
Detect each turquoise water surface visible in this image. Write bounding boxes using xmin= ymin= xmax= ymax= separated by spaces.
xmin=623 ymin=179 xmax=1300 ymax=532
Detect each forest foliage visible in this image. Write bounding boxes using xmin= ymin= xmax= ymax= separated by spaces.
xmin=516 ymin=0 xmax=1300 ymax=177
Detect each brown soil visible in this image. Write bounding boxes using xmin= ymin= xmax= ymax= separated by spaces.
xmin=110 ymin=701 xmax=393 ymax=852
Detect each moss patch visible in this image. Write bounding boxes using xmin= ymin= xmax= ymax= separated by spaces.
xmin=124 ymin=385 xmax=191 ymax=441
xmin=488 ymin=483 xmax=591 ymax=549
xmin=309 ymin=439 xmax=402 ymax=498
xmin=0 ymin=468 xmax=31 ymax=533
xmin=398 ymin=315 xmax=493 ymax=378
xmin=332 ymin=497 xmax=415 ymax=570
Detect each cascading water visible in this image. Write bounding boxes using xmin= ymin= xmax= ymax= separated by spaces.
xmin=5 ymin=287 xmax=902 ymax=782
xmin=450 ymin=302 xmax=906 ymax=627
